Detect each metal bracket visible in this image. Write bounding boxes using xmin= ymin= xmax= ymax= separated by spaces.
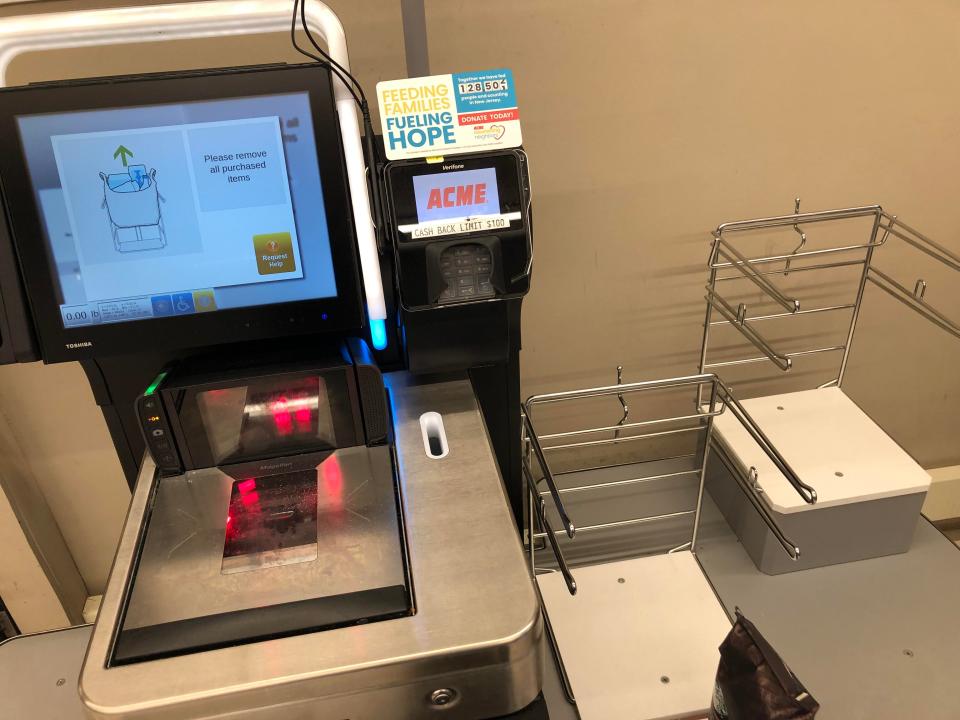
xmin=784 ymin=197 xmax=807 ymax=276
xmin=614 ymin=365 xmax=629 ymax=440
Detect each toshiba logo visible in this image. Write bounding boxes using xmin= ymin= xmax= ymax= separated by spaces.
xmin=441 ymin=163 xmax=464 ymax=170
xmin=66 ymin=341 xmax=93 ymax=349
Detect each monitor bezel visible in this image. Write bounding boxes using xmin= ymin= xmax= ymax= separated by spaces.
xmin=0 ymin=63 xmax=363 ymax=363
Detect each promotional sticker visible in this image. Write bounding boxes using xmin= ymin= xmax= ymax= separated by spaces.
xmin=377 ymin=69 xmax=522 ymax=160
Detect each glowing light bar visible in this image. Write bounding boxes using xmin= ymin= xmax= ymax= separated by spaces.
xmin=370 ymin=318 xmax=388 ymax=350
xmin=144 ymin=370 xmax=168 ymax=396
xmin=336 ymin=97 xmax=387 ymax=325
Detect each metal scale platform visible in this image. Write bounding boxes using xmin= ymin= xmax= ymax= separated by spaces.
xmin=111 ymin=446 xmax=410 ymax=665
xmin=82 ymin=372 xmax=543 ymax=719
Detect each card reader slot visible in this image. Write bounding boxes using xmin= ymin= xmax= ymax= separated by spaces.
xmin=419 ymin=411 xmax=449 ymax=459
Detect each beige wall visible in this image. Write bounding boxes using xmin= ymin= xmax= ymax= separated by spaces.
xmin=0 ymin=0 xmax=958 ymax=603
xmin=0 ymin=363 xmax=126 ymax=597
xmin=426 ymin=0 xmax=960 ymax=468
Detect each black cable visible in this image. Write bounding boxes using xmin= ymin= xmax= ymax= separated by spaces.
xmin=290 ymin=0 xmax=362 ymax=108
xmin=290 ymin=0 xmax=386 ymax=253
xmin=299 ymin=0 xmax=367 ymax=107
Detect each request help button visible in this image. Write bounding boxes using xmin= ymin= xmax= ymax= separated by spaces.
xmin=254 ymin=233 xmax=295 ymax=274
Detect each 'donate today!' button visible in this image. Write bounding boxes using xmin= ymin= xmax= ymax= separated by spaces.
xmin=253 ymin=232 xmax=296 ymax=274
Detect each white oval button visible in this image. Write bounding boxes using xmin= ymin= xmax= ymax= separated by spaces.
xmin=419 ymin=411 xmax=449 ymax=459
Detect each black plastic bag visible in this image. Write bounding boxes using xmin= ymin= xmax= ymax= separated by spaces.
xmin=709 ymin=609 xmax=819 ymax=720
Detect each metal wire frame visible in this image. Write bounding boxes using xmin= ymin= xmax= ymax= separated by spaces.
xmin=522 ymin=373 xmax=808 ymax=597
xmin=698 ymin=203 xmax=960 ymax=392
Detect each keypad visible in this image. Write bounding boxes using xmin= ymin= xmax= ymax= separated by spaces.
xmin=438 ymin=244 xmax=494 ymax=303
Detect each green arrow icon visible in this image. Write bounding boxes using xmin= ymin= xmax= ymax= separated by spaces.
xmin=113 ymin=145 xmax=134 ymax=167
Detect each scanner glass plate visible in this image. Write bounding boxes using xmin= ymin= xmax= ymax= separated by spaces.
xmin=195 ymin=374 xmax=341 ymax=465
xmin=111 ymin=447 xmax=411 ymax=665
xmin=222 ymin=470 xmax=319 ymax=574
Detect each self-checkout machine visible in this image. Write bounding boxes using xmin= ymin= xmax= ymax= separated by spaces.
xmin=0 ymin=2 xmax=544 ymax=718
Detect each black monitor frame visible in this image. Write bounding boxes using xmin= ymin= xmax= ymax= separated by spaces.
xmin=0 ymin=63 xmax=363 ymax=363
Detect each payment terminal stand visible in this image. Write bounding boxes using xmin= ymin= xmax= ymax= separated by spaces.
xmin=383 ymin=149 xmax=533 ymax=520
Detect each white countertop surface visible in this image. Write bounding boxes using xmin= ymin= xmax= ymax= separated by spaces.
xmin=713 ymin=387 xmax=930 ymax=513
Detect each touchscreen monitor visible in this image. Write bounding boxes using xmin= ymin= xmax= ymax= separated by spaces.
xmin=21 ymin=93 xmax=333 ymax=327
xmin=0 ymin=65 xmax=362 ymax=361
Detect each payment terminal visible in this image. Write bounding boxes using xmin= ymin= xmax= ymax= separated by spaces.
xmin=384 ymin=149 xmax=532 ymax=310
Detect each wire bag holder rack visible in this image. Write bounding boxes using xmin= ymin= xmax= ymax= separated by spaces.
xmin=521 ymin=373 xmax=812 ymax=710
xmin=521 ymin=373 xmax=811 ymax=596
xmin=693 ymin=202 xmax=959 ymax=578
xmin=697 ymin=202 xmax=960 ymax=394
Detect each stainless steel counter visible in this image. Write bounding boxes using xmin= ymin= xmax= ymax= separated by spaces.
xmin=0 ymin=625 xmax=551 ymax=720
xmin=78 ymin=372 xmax=543 ymax=719
xmin=0 ymin=625 xmax=92 ymax=720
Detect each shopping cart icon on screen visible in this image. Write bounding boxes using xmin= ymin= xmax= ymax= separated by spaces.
xmin=99 ymin=165 xmax=167 ymax=253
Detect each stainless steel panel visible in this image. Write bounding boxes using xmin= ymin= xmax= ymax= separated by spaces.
xmin=0 ymin=626 xmax=92 ymax=720
xmin=121 ymin=447 xmax=404 ymax=630
xmin=80 ymin=373 xmax=543 ymax=719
